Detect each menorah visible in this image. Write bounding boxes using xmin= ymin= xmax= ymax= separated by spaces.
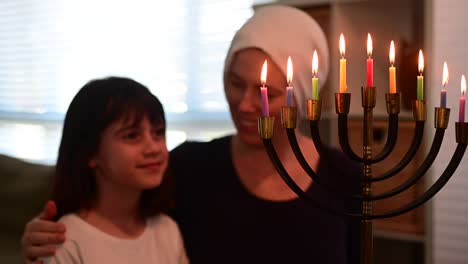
xmin=257 ymin=87 xmax=468 ymax=264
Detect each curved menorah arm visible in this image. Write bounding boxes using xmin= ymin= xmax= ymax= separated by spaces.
xmin=337 ymin=114 xmax=399 ymax=164
xmin=262 ymin=138 xmax=361 ymax=218
xmin=367 ymin=120 xmax=425 ymax=183
xmin=309 ymin=120 xmax=326 ymax=157
xmin=286 ymin=128 xmax=360 ymax=199
xmin=367 ymin=128 xmax=445 ymax=201
xmin=370 ymin=143 xmax=467 ymax=219
xmin=372 ymin=114 xmax=399 ymax=163
xmin=338 ymin=114 xmax=363 ymax=162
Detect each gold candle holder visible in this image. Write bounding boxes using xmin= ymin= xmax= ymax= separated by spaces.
xmin=456 ymin=122 xmax=468 ymax=144
xmin=362 ymin=86 xmax=376 ymax=108
xmin=258 ymin=116 xmax=275 ymax=139
xmin=281 ymin=106 xmax=297 ymax=128
xmin=307 ymin=99 xmax=322 ymax=121
xmin=335 ymin=93 xmax=350 ymax=114
xmin=412 ymin=100 xmax=426 ymax=121
xmin=385 ymin=93 xmax=400 ymax=114
xmin=434 ymin=107 xmax=450 ymax=129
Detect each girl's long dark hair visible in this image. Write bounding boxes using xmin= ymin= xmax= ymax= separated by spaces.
xmin=52 ymin=77 xmax=173 ymax=220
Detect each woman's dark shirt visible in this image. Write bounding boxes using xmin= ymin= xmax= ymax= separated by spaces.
xmin=170 ymin=136 xmax=361 ymax=264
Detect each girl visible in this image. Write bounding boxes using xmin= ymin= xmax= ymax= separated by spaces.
xmin=42 ymin=77 xmax=188 ymax=263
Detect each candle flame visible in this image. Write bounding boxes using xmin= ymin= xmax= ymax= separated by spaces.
xmin=418 ymin=50 xmax=424 ymax=74
xmin=462 ymin=75 xmax=466 ymax=96
xmin=389 ymin=41 xmax=395 ymax=65
xmin=367 ymin=33 xmax=373 ymax=57
xmin=443 ymin=61 xmax=449 ymax=87
xmin=261 ymin=60 xmax=267 ymax=85
xmin=312 ymin=50 xmax=318 ymax=76
xmin=287 ymin=56 xmax=293 ymax=84
xmin=339 ymin=34 xmax=346 ymax=57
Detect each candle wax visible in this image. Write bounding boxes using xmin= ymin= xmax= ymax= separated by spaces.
xmin=340 ymin=58 xmax=347 ymax=93
xmin=260 ymin=86 xmax=269 ymax=117
xmin=367 ymin=58 xmax=373 ymax=87
xmin=286 ymin=86 xmax=293 ymax=106
xmin=441 ymin=89 xmax=447 ymax=108
xmin=312 ymin=77 xmax=319 ymax=100
xmin=460 ymin=96 xmax=465 ymax=122
xmin=417 ymin=75 xmax=424 ymax=100
xmin=389 ymin=66 xmax=396 ymax=93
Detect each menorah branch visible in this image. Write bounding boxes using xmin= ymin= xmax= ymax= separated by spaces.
xmin=370 ymin=140 xmax=466 ymax=219
xmin=366 ymin=121 xmax=425 ymax=182
xmin=259 ymin=86 xmax=467 ymax=264
xmin=261 ymin=137 xmax=360 ymax=218
xmin=367 ymin=128 xmax=444 ymax=201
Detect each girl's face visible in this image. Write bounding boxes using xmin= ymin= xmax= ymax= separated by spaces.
xmin=224 ymin=48 xmax=287 ymax=146
xmin=89 ymin=116 xmax=168 ymax=193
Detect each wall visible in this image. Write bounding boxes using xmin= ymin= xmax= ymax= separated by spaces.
xmin=330 ymin=0 xmax=418 ymax=115
xmin=427 ymin=0 xmax=468 ymax=263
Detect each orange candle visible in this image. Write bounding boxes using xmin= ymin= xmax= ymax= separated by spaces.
xmin=389 ymin=41 xmax=396 ymax=93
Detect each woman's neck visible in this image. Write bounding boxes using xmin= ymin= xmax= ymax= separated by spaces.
xmin=231 ymin=131 xmax=319 ymax=201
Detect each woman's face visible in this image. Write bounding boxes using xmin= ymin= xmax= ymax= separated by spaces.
xmin=224 ymin=48 xmax=287 ymax=146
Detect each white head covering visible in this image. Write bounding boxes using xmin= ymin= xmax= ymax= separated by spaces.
xmin=224 ymin=5 xmax=329 ymax=120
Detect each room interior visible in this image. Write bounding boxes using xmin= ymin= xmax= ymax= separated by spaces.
xmin=0 ymin=0 xmax=467 ymax=263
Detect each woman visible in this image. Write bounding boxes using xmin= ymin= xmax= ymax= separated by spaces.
xmin=22 ymin=5 xmax=361 ymax=264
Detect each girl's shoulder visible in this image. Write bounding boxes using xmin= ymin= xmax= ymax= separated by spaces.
xmin=146 ymin=214 xmax=187 ymax=255
xmin=146 ymin=213 xmax=180 ymax=233
xmin=56 ymin=213 xmax=84 ymax=233
xmin=41 ymin=214 xmax=85 ymax=264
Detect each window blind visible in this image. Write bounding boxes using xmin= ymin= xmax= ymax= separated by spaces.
xmin=0 ymin=0 xmax=255 ymax=163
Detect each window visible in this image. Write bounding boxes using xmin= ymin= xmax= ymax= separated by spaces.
xmin=0 ymin=0 xmax=257 ymax=164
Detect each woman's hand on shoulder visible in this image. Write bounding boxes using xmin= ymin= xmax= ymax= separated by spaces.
xmin=21 ymin=201 xmax=66 ymax=264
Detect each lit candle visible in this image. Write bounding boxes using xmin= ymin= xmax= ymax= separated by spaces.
xmin=339 ymin=34 xmax=347 ymax=93
xmin=260 ymin=60 xmax=269 ymax=117
xmin=389 ymin=40 xmax=396 ymax=93
xmin=417 ymin=50 xmax=424 ymax=100
xmin=366 ymin=33 xmax=373 ymax=87
xmin=460 ymin=75 xmax=466 ymax=122
xmin=441 ymin=61 xmax=449 ymax=108
xmin=286 ymin=56 xmax=293 ymax=106
xmin=312 ymin=50 xmax=319 ymax=100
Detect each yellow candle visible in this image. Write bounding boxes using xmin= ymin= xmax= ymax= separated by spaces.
xmin=389 ymin=41 xmax=396 ymax=93
xmin=339 ymin=34 xmax=347 ymax=93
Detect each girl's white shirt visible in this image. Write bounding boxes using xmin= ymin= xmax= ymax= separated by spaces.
xmin=42 ymin=213 xmax=189 ymax=264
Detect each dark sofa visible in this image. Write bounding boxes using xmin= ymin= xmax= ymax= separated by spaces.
xmin=0 ymin=154 xmax=53 ymax=263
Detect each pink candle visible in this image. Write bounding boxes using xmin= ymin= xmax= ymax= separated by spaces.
xmin=460 ymin=97 xmax=466 ymax=122
xmin=460 ymin=75 xmax=466 ymax=122
xmin=286 ymin=56 xmax=293 ymax=106
xmin=260 ymin=60 xmax=269 ymax=117
xmin=261 ymin=86 xmax=269 ymax=117
xmin=366 ymin=33 xmax=374 ymax=87
xmin=367 ymin=58 xmax=373 ymax=87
